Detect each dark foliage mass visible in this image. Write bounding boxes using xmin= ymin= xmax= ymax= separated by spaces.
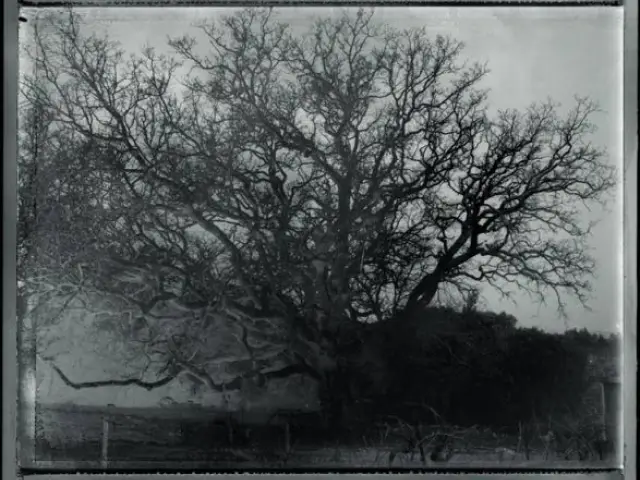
xmin=317 ymin=306 xmax=617 ymax=437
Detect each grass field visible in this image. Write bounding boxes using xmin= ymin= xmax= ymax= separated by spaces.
xmin=25 ymin=403 xmax=617 ymax=470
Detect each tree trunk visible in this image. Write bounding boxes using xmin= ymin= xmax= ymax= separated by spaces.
xmin=404 ymin=274 xmax=440 ymax=319
xmin=319 ymin=368 xmax=354 ymax=431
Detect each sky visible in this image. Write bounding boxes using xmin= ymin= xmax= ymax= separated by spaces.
xmin=19 ymin=6 xmax=624 ymax=406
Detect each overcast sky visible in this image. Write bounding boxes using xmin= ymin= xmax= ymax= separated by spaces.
xmin=21 ymin=5 xmax=623 ymax=407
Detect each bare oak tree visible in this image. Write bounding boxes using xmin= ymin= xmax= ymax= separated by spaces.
xmin=20 ymin=8 xmax=615 ymax=409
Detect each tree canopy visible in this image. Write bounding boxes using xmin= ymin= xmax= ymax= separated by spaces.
xmin=20 ymin=8 xmax=616 ymax=413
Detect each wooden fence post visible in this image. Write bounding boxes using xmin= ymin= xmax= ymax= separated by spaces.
xmin=597 ymin=381 xmax=607 ymax=440
xmin=101 ymin=403 xmax=115 ymax=468
xmin=284 ymin=420 xmax=291 ymax=453
xmin=603 ymin=381 xmax=621 ymax=458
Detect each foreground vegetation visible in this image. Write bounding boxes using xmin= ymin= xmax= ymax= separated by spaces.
xmin=33 ymin=406 xmax=614 ymax=470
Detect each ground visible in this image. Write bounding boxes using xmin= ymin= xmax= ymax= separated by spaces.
xmin=26 ymin=403 xmax=618 ymax=470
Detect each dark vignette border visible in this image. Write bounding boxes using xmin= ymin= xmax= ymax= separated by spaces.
xmin=4 ymin=1 xmax=636 ymax=479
